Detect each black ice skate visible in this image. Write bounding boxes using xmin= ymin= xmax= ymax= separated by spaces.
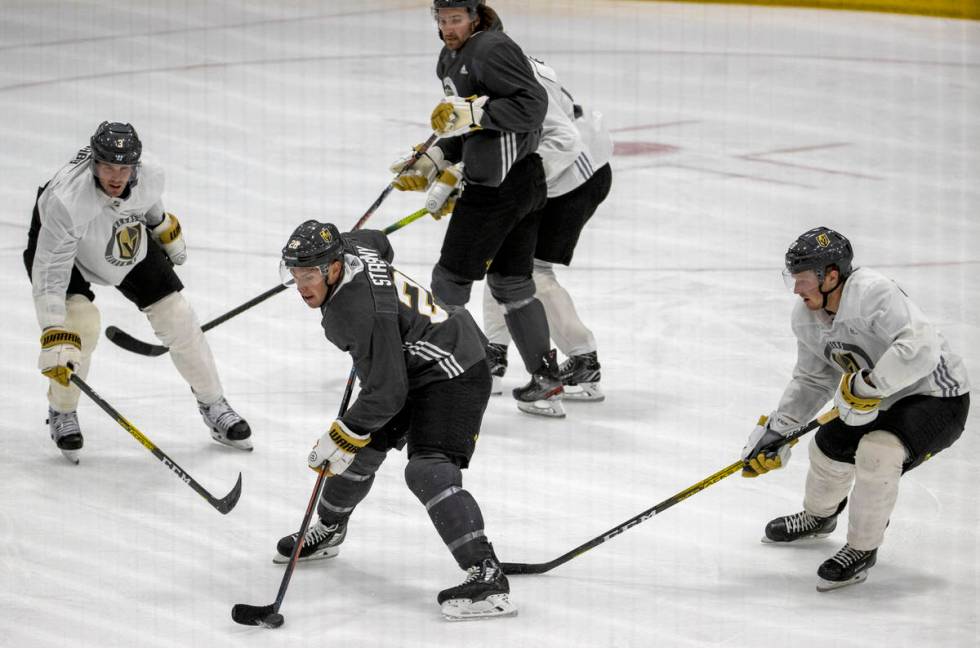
xmin=273 ymin=518 xmax=347 ymax=564
xmin=763 ymin=499 xmax=847 ymax=543
xmin=559 ymin=351 xmax=604 ymax=402
xmin=438 ymin=556 xmax=517 ymax=621
xmin=198 ymin=397 xmax=252 ymax=451
xmin=486 ymin=343 xmax=508 ymax=396
xmin=512 ymin=349 xmax=565 ymax=418
xmin=47 ymin=407 xmax=83 ymax=464
xmin=816 ymin=544 xmax=878 ymax=591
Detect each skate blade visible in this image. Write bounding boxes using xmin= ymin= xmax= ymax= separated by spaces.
xmin=761 ymin=531 xmax=834 ymax=544
xmin=517 ymin=399 xmax=565 ymax=418
xmin=272 ymin=547 xmax=340 ymax=565
xmin=60 ymin=449 xmax=80 ymax=465
xmin=441 ymin=594 xmax=518 ymax=621
xmin=211 ymin=431 xmax=254 ymax=452
xmin=562 ymin=382 xmax=604 ymax=402
xmin=816 ymin=571 xmax=868 ymax=592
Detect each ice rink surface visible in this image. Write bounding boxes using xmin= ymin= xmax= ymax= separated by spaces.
xmin=1 ymin=1 xmax=978 ymax=646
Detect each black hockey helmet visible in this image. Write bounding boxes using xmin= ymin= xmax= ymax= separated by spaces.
xmin=281 ymin=220 xmax=345 ymax=268
xmin=433 ymin=0 xmax=484 ymax=10
xmin=90 ymin=121 xmax=142 ymax=165
xmin=785 ymin=226 xmax=853 ymax=282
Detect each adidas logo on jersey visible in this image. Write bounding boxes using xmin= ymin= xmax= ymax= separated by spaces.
xmin=460 ymin=64 xmax=468 ymax=75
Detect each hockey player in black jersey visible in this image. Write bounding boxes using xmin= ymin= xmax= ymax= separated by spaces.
xmin=275 ymin=220 xmax=515 ymax=621
xmin=389 ymin=0 xmax=565 ymax=417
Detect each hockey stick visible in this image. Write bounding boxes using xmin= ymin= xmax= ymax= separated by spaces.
xmin=500 ymin=409 xmax=840 ymax=575
xmin=69 ymin=373 xmax=242 ymax=514
xmin=231 ymin=366 xmax=357 ymax=628
xmin=104 ymin=206 xmax=434 ymax=357
xmin=106 ymin=283 xmax=288 ymax=357
xmin=350 ymin=131 xmax=440 ymax=231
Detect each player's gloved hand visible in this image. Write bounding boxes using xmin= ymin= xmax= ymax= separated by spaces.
xmin=834 ymin=370 xmax=881 ymax=427
xmin=425 ymin=163 xmax=464 ymax=220
xmin=307 ymin=420 xmax=371 ymax=477
xmin=430 ymin=95 xmax=487 ymax=136
xmin=389 ymin=145 xmax=447 ymax=192
xmin=151 ymin=212 xmax=187 ymax=265
xmin=741 ymin=412 xmax=800 ymax=477
xmin=38 ymin=327 xmax=81 ymax=386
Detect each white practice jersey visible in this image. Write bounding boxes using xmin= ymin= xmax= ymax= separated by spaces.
xmin=31 ymin=148 xmax=165 ymax=330
xmin=776 ymin=267 xmax=969 ymax=425
xmin=527 ymin=57 xmax=613 ymax=198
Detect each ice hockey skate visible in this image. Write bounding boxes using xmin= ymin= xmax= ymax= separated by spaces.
xmin=47 ymin=407 xmax=83 ymax=464
xmin=273 ymin=518 xmax=347 ymax=564
xmin=559 ymin=351 xmax=604 ymax=402
xmin=486 ymin=343 xmax=508 ymax=396
xmin=198 ymin=397 xmax=252 ymax=451
xmin=513 ymin=350 xmax=565 ymax=418
xmin=816 ymin=544 xmax=877 ymax=591
xmin=438 ymin=557 xmax=517 ymax=621
xmin=762 ymin=499 xmax=846 ymax=543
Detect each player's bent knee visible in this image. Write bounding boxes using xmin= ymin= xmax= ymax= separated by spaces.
xmin=143 ymin=291 xmax=201 ymax=346
xmin=404 ymin=451 xmax=462 ymax=502
xmin=531 ymin=261 xmax=558 ymax=295
xmin=431 ymin=264 xmax=473 ymax=308
xmin=855 ymin=430 xmax=907 ymax=475
xmin=345 ymin=446 xmax=387 ymax=480
xmin=487 ymin=272 xmax=535 ymax=306
xmin=65 ymin=294 xmax=101 ymax=352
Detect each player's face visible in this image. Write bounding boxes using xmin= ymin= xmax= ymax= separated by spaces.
xmin=784 ymin=269 xmax=837 ymax=310
xmin=289 ymin=266 xmax=329 ymax=308
xmin=93 ymin=161 xmax=135 ymax=197
xmin=436 ymin=8 xmax=476 ymax=50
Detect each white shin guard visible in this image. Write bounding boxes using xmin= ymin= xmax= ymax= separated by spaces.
xmin=532 ymin=261 xmax=596 ymax=357
xmin=847 ymin=430 xmax=907 ymax=551
xmin=143 ymin=292 xmax=223 ymax=405
xmin=48 ymin=295 xmax=101 ymax=412
xmin=481 ymin=282 xmax=511 ymax=346
xmin=803 ymin=437 xmax=856 ymax=518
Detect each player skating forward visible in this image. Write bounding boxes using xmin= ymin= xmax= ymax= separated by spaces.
xmin=276 ymin=221 xmax=515 ymax=620
xmin=481 ymin=54 xmax=613 ymax=402
xmin=742 ymin=227 xmax=969 ymax=591
xmin=25 ymin=122 xmax=251 ymax=462
xmin=390 ymin=0 xmax=564 ymax=417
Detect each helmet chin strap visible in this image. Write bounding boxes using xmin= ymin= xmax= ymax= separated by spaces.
xmin=819 ymin=274 xmax=845 ymax=313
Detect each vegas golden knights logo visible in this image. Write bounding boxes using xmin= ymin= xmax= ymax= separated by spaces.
xmin=816 ymin=232 xmax=831 ymax=248
xmin=320 ymin=228 xmax=333 ymax=243
xmin=116 ymin=224 xmax=142 ymax=260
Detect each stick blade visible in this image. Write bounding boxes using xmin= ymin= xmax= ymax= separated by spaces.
xmin=105 ymin=326 xmax=170 ymax=357
xmin=500 ymin=561 xmax=551 ymax=576
xmin=231 ymin=603 xmax=283 ymax=628
xmin=212 ymin=472 xmax=243 ymax=515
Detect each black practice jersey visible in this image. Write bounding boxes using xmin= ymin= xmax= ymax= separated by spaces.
xmin=320 ymin=230 xmax=488 ymax=436
xmin=436 ymin=30 xmax=547 ymax=187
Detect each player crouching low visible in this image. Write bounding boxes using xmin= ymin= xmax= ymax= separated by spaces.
xmin=275 ymin=220 xmax=515 ymax=620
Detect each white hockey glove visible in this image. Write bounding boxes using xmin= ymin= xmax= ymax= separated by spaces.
xmin=430 ymin=95 xmax=487 ymax=136
xmin=151 ymin=212 xmax=187 ymax=265
xmin=38 ymin=327 xmax=81 ymax=387
xmin=308 ymin=420 xmax=371 ymax=477
xmin=741 ymin=412 xmax=800 ymax=478
xmin=425 ymin=163 xmax=464 ymax=220
xmin=389 ymin=145 xmax=447 ymax=192
xmin=834 ymin=371 xmax=881 ymax=427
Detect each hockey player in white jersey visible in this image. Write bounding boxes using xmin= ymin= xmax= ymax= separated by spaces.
xmin=24 ymin=122 xmax=252 ymax=462
xmin=481 ymin=55 xmax=613 ymax=404
xmin=741 ymin=227 xmax=969 ymax=591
